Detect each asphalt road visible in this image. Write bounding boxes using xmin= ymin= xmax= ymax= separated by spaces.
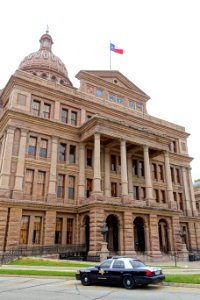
xmin=0 ymin=277 xmax=200 ymax=300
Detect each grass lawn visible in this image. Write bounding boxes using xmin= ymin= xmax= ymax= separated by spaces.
xmin=8 ymin=258 xmax=93 ymax=268
xmin=0 ymin=269 xmax=75 ymax=277
xmin=165 ymin=274 xmax=200 ymax=284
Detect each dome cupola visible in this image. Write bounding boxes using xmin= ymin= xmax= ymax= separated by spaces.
xmin=19 ymin=29 xmax=73 ymax=87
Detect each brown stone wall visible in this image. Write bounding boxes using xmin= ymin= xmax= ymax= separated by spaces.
xmin=5 ymin=207 xmax=22 ymax=250
xmin=188 ymin=222 xmax=198 ymax=249
xmin=149 ymin=214 xmax=160 ymax=255
xmin=195 ymin=222 xmax=200 ymax=249
xmin=89 ymin=207 xmax=104 ymax=255
xmin=43 ymin=210 xmax=56 ymax=246
xmin=123 ymin=211 xmax=134 ymax=254
xmin=0 ymin=207 xmax=8 ymax=252
xmin=171 ymin=216 xmax=182 ymax=252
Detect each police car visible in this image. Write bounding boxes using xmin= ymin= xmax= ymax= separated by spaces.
xmin=76 ymin=256 xmax=165 ymax=289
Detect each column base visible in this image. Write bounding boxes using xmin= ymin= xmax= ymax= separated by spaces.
xmin=12 ymin=190 xmax=24 ymax=200
xmin=168 ymin=201 xmax=177 ymax=209
xmin=146 ymin=198 xmax=156 ymax=206
xmin=90 ymin=191 xmax=104 ymax=201
xmin=46 ymin=193 xmax=57 ymax=202
xmin=0 ymin=188 xmax=10 ymax=198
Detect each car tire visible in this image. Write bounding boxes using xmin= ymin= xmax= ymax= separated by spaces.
xmin=81 ymin=273 xmax=91 ymax=286
xmin=123 ymin=275 xmax=135 ymax=289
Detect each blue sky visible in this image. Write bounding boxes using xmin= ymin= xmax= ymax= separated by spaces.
xmin=0 ymin=0 xmax=199 ymax=180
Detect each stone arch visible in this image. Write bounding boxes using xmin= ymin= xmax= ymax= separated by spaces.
xmin=106 ymin=214 xmax=119 ymax=252
xmin=158 ymin=218 xmax=169 ymax=253
xmin=134 ymin=216 xmax=145 ymax=252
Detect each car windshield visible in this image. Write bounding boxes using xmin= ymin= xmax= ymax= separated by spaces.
xmin=99 ymin=259 xmax=112 ymax=269
xmin=129 ymin=260 xmax=145 ymax=268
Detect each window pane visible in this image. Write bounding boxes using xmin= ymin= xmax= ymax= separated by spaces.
xmin=59 ymin=143 xmax=66 ymax=161
xmin=61 ymin=108 xmax=68 ymax=123
xmin=20 ymin=215 xmax=30 ymax=244
xmin=32 ymin=100 xmax=40 ymax=116
xmin=43 ymin=103 xmax=51 ymax=119
xmin=32 ymin=216 xmax=42 ymax=244
xmin=69 ymin=145 xmax=76 ymax=163
xmin=71 ymin=111 xmax=77 ymax=126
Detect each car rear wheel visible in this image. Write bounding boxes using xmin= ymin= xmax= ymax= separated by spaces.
xmin=81 ymin=273 xmax=91 ymax=286
xmin=123 ymin=275 xmax=135 ymax=289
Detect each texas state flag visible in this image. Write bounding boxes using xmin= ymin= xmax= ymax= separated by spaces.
xmin=110 ymin=43 xmax=124 ymax=54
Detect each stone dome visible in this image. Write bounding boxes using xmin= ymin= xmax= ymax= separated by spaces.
xmin=19 ymin=30 xmax=73 ymax=87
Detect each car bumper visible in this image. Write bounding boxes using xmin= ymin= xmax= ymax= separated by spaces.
xmin=136 ymin=275 xmax=165 ymax=285
xmin=75 ymin=273 xmax=81 ymax=280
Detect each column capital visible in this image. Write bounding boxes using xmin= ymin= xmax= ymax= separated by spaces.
xmin=6 ymin=125 xmax=15 ymax=134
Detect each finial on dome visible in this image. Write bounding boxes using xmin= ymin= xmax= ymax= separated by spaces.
xmin=46 ymin=25 xmax=49 ymax=34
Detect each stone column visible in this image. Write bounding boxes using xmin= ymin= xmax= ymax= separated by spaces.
xmin=182 ymin=167 xmax=192 ymax=217
xmin=187 ymin=168 xmax=198 ymax=217
xmin=164 ymin=151 xmax=176 ymax=209
xmin=80 ymin=108 xmax=86 ymax=124
xmin=0 ymin=133 xmax=6 ymax=173
xmin=43 ymin=211 xmax=56 ymax=246
xmin=13 ymin=129 xmax=28 ymax=199
xmin=168 ymin=224 xmax=173 ymax=253
xmin=47 ymin=136 xmax=58 ymax=201
xmin=120 ymin=139 xmax=128 ymax=196
xmin=123 ymin=211 xmax=135 ymax=255
xmin=104 ymin=148 xmax=111 ymax=197
xmin=92 ymin=133 xmax=101 ymax=193
xmin=171 ymin=216 xmax=182 ymax=252
xmin=149 ymin=214 xmax=161 ymax=257
xmin=144 ymin=145 xmax=154 ymax=205
xmin=78 ymin=143 xmax=86 ymax=201
xmin=5 ymin=207 xmax=22 ymax=250
xmin=54 ymin=101 xmax=60 ymax=121
xmin=127 ymin=154 xmax=133 ymax=198
xmin=0 ymin=126 xmax=15 ymax=197
xmin=144 ymin=221 xmax=150 ymax=255
xmin=88 ymin=207 xmax=105 ymax=256
xmin=0 ymin=207 xmax=8 ymax=251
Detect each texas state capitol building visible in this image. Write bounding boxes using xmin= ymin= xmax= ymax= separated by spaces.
xmin=0 ymin=31 xmax=199 ymax=259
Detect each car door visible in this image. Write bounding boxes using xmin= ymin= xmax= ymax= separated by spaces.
xmin=92 ymin=259 xmax=112 ymax=284
xmin=108 ymin=259 xmax=126 ymax=284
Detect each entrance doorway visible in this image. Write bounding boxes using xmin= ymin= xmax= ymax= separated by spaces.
xmin=106 ymin=215 xmax=119 ymax=253
xmin=134 ymin=217 xmax=145 ymax=252
xmin=158 ymin=219 xmax=169 ymax=253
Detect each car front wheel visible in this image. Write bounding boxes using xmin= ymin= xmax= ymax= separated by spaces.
xmin=81 ymin=273 xmax=91 ymax=286
xmin=123 ymin=275 xmax=135 ymax=289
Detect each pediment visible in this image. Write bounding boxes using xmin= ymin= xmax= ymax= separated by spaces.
xmin=76 ymin=70 xmax=150 ymax=99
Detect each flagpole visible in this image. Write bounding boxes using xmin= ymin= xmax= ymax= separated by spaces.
xmin=109 ymin=40 xmax=111 ymax=70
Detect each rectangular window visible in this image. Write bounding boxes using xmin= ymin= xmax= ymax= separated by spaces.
xmin=160 ymin=190 xmax=166 ymax=203
xmin=57 ymin=174 xmax=65 ymax=198
xmin=28 ymin=136 xmax=37 ymax=156
xmin=129 ymin=100 xmax=135 ymax=108
xmin=59 ymin=143 xmax=66 ymax=161
xmin=133 ymin=186 xmax=139 ymax=200
xmin=158 ymin=165 xmax=164 ymax=181
xmin=67 ymin=219 xmax=73 ymax=244
xmin=139 ymin=161 xmax=144 ymax=177
xmin=32 ymin=100 xmax=40 ymax=116
xmin=55 ymin=218 xmax=62 ymax=244
xmin=109 ymin=94 xmax=115 ymax=102
xmin=61 ymin=108 xmax=68 ymax=123
xmin=40 ymin=138 xmax=48 ymax=158
xmin=111 ymin=182 xmax=117 ymax=197
xmin=141 ymin=187 xmax=146 ymax=200
xmin=68 ymin=176 xmax=75 ymax=199
xmin=24 ymin=169 xmax=34 ymax=195
xmin=111 ymin=155 xmax=116 ymax=171
xmin=86 ymin=178 xmax=92 ymax=197
xmin=69 ymin=145 xmax=76 ymax=163
xmin=132 ymin=159 xmax=137 ymax=176
xmin=32 ymin=216 xmax=42 ymax=244
xmin=71 ymin=111 xmax=77 ymax=126
xmin=173 ymin=192 xmax=177 ymax=202
xmin=178 ymin=193 xmax=183 ymax=210
xmin=86 ymin=149 xmax=92 ymax=167
xmin=152 ymin=163 xmax=157 ymax=180
xmin=154 ymin=189 xmax=159 ymax=202
xmin=171 ymin=167 xmax=175 ymax=183
xmin=37 ymin=171 xmax=46 ymax=196
xmin=175 ymin=168 xmax=181 ymax=184
xmin=20 ymin=215 xmax=30 ymax=244
xmin=43 ymin=103 xmax=51 ymax=119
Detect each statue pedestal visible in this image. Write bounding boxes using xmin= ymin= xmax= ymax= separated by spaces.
xmin=100 ymin=242 xmax=109 ymax=262
xmin=181 ymin=243 xmax=189 ymax=261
